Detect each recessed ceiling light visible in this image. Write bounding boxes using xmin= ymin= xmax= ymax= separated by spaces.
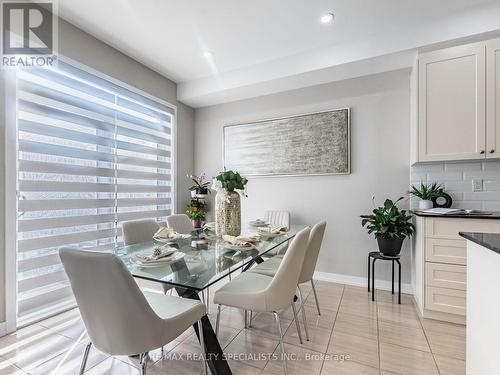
xmin=203 ymin=51 xmax=213 ymax=58
xmin=320 ymin=13 xmax=334 ymax=24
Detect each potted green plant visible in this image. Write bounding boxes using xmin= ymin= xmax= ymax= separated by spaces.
xmin=212 ymin=170 xmax=248 ymax=236
xmin=186 ymin=209 xmax=205 ymax=229
xmin=188 ymin=173 xmax=211 ymax=198
xmin=360 ymin=197 xmax=415 ymax=256
xmin=410 ymin=182 xmax=444 ymax=210
xmin=187 ymin=199 xmax=206 ymax=212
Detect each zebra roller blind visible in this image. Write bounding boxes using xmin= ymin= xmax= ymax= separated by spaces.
xmin=16 ymin=61 xmax=174 ymax=322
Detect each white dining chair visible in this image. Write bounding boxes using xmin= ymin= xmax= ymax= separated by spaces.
xmin=263 ymin=210 xmax=291 ymax=257
xmin=122 ymin=219 xmax=172 ymax=295
xmin=167 ymin=214 xmax=194 ymax=234
xmin=213 ymin=227 xmax=310 ymax=375
xmin=59 ymin=248 xmax=208 ymax=375
xmin=249 ymin=221 xmax=327 ymax=341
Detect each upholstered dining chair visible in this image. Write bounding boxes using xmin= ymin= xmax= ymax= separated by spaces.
xmin=263 ymin=210 xmax=291 ymax=257
xmin=213 ymin=227 xmax=310 ymax=375
xmin=122 ymin=219 xmax=172 ymax=295
xmin=59 ymin=248 xmax=207 ymax=375
xmin=166 ymin=214 xmax=194 ymax=234
xmin=249 ymin=221 xmax=327 ymax=341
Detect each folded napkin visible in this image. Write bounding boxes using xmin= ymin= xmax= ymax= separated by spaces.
xmin=259 ymin=226 xmax=288 ymax=234
xmin=154 ymin=227 xmax=182 ymax=240
xmin=222 ymin=234 xmax=256 ymax=246
xmin=236 ymin=235 xmax=261 ymax=243
xmin=136 ymin=246 xmax=176 ymax=262
xmin=203 ymin=222 xmax=216 ymax=230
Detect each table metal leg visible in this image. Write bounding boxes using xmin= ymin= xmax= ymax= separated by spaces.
xmin=371 ymin=258 xmax=376 ymax=302
xmin=242 ymin=255 xmax=264 ymax=272
xmin=176 ymin=287 xmax=232 ymax=375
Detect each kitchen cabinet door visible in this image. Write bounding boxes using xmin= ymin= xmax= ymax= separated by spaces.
xmin=487 ymin=38 xmax=500 ymax=158
xmin=418 ymin=43 xmax=486 ymax=161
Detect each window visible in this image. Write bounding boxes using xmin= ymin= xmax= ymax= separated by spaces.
xmin=15 ymin=60 xmax=175 ymax=324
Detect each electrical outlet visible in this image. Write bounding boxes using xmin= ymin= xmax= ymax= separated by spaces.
xmin=472 ymin=179 xmax=483 ymax=192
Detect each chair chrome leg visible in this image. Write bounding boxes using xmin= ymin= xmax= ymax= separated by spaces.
xmin=198 ymin=319 xmax=208 ymax=375
xmin=79 ymin=342 xmax=92 ymax=375
xmin=206 ymin=287 xmax=210 ymax=314
xmin=310 ymin=280 xmax=321 ymax=316
xmin=297 ymin=285 xmax=309 ymax=341
xmin=249 ymin=310 xmax=253 ymax=328
xmin=244 ymin=309 xmax=248 ymax=329
xmin=216 ymin=304 xmax=221 ymax=337
xmin=273 ymin=312 xmax=288 ymax=375
xmin=140 ymin=352 xmax=149 ymax=375
xmin=290 ymin=301 xmax=303 ymax=344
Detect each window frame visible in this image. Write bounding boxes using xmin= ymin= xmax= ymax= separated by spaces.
xmin=4 ymin=55 xmax=177 ymax=331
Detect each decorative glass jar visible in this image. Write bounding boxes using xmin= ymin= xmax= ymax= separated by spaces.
xmin=215 ymin=190 xmax=241 ymax=236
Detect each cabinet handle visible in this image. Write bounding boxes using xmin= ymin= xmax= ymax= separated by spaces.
xmin=490 ymin=149 xmax=495 ymax=154
xmin=480 ymin=150 xmax=485 ymax=154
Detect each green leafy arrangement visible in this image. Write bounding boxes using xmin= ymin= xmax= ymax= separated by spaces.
xmin=187 ymin=199 xmax=206 ymax=209
xmin=410 ymin=182 xmax=443 ymax=200
xmin=360 ymin=197 xmax=415 ymax=239
xmin=215 ymin=170 xmax=248 ymax=193
xmin=186 ymin=210 xmax=205 ymax=220
xmin=188 ymin=174 xmax=211 ymax=193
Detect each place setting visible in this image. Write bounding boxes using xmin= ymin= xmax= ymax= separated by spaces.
xmin=130 ymin=244 xmax=185 ymax=268
xmin=257 ymin=225 xmax=289 ymax=239
xmin=153 ymin=227 xmax=191 ymax=244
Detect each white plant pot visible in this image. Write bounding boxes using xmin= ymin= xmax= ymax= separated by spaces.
xmin=419 ymin=199 xmax=433 ymax=210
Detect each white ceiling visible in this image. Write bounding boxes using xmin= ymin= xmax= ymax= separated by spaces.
xmin=59 ymin=0 xmax=500 ymax=107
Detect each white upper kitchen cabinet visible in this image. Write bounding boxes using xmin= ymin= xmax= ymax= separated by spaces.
xmin=418 ymin=42 xmax=486 ymax=162
xmin=487 ymin=38 xmax=500 ymax=159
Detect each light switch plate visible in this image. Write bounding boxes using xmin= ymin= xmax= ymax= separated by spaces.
xmin=472 ymin=179 xmax=483 ymax=192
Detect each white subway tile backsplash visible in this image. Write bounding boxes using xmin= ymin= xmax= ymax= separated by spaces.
xmin=410 ymin=159 xmax=500 ymax=211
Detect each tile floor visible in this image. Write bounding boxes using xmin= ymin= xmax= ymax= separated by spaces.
xmin=0 ymin=280 xmax=466 ymax=374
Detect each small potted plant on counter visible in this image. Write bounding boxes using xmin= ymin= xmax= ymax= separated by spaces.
xmin=188 ymin=173 xmax=211 ymax=198
xmin=361 ymin=197 xmax=415 ymax=256
xmin=186 ymin=209 xmax=206 ymax=229
xmin=410 ymin=182 xmax=443 ymax=210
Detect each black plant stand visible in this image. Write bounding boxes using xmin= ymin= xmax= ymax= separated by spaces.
xmin=367 ymin=251 xmax=401 ymax=304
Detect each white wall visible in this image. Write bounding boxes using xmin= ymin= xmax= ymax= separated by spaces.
xmin=194 ymin=69 xmax=412 ymax=284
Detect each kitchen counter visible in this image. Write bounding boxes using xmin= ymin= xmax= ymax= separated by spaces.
xmin=411 ymin=210 xmax=500 ymax=220
xmin=459 ymin=232 xmax=500 ymax=255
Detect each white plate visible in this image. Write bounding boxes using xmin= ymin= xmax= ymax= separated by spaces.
xmin=132 ymin=252 xmax=185 ymax=268
xmin=153 ymin=234 xmax=191 ymax=243
xmin=249 ymin=221 xmax=269 ymax=227
xmin=223 ymin=243 xmax=254 ymax=251
xmin=257 ymin=230 xmax=282 ymax=238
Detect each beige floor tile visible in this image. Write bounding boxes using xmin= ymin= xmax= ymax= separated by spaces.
xmin=327 ymin=331 xmax=379 ymax=368
xmin=0 ymin=326 xmax=75 ymax=372
xmin=283 ymin=320 xmax=332 ymax=353
xmin=434 ymin=354 xmax=465 ymax=375
xmin=378 ymin=321 xmax=430 ymax=352
xmin=216 ymin=307 xmax=248 ymax=330
xmin=85 ymin=357 xmax=141 ymax=374
xmin=321 ymin=359 xmax=379 ymax=375
xmin=248 ymin=312 xmax=292 ymax=341
xmin=263 ymin=343 xmax=324 ymax=375
xmin=299 ymin=306 xmax=337 ymax=330
xmin=376 ymin=290 xmax=414 ymax=304
xmin=426 ymin=331 xmax=465 ymax=360
xmin=380 ymin=342 xmax=439 ymax=375
xmin=147 ymin=340 xmax=205 ymax=375
xmin=225 ymin=330 xmax=279 ymax=369
xmin=337 ymin=299 xmax=378 ymax=320
xmin=0 ymin=358 xmax=26 ymax=375
xmin=30 ymin=343 xmax=108 ymax=375
xmin=421 ymin=319 xmax=466 ymax=338
xmin=377 ymin=302 xmax=422 ymax=329
xmin=332 ymin=313 xmax=378 ymax=341
xmin=227 ymin=360 xmax=262 ymax=375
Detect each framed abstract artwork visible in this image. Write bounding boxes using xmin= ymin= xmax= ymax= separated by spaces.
xmin=223 ymin=108 xmax=350 ymax=177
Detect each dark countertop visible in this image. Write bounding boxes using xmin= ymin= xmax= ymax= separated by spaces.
xmin=411 ymin=210 xmax=500 ymax=220
xmin=459 ymin=232 xmax=500 ymax=255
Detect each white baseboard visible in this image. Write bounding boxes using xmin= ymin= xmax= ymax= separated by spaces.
xmin=313 ymin=271 xmax=414 ymax=295
xmin=0 ymin=322 xmax=6 ymax=337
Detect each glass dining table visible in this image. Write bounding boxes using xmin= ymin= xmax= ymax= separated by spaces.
xmin=114 ymin=224 xmax=307 ymax=375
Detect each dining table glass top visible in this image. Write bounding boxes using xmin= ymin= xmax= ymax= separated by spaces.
xmin=114 ymin=224 xmax=307 ymax=291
